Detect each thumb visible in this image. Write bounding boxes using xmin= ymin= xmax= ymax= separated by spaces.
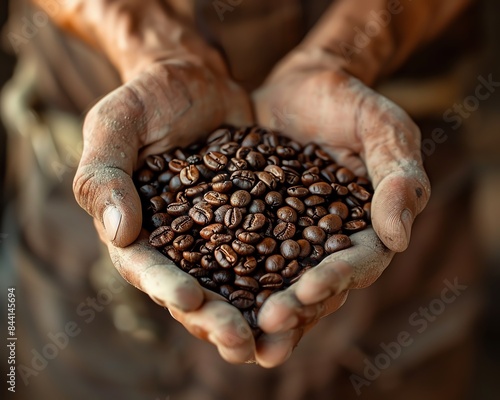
xmin=73 ymin=86 xmax=144 ymax=247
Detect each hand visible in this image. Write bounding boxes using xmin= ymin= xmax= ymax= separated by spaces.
xmin=252 ymin=48 xmax=430 ymax=367
xmin=74 ymin=53 xmax=259 ymax=363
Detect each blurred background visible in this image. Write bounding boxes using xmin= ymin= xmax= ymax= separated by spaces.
xmin=0 ymin=0 xmax=499 ymax=399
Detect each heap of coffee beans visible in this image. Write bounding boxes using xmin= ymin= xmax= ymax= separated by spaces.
xmin=135 ymin=126 xmax=372 ymax=335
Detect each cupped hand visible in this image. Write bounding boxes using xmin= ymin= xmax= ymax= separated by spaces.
xmin=73 ymin=55 xmax=258 ymax=363
xmin=252 ymin=48 xmax=430 ymax=367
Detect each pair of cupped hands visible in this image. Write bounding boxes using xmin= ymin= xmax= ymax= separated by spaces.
xmin=74 ymin=44 xmax=430 ymax=367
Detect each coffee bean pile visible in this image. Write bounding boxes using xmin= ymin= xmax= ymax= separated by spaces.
xmin=135 ymin=126 xmax=373 ymax=335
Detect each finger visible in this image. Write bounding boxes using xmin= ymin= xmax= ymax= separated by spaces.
xmin=295 ymin=228 xmax=394 ymax=305
xmin=255 ymin=329 xmax=303 ymax=368
xmin=359 ymin=100 xmax=431 ymax=252
xmin=171 ymin=301 xmax=255 ymax=364
xmin=105 ymin=229 xmax=204 ymax=312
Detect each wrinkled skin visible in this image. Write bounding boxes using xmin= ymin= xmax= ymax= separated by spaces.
xmin=73 ymin=46 xmax=430 ymax=367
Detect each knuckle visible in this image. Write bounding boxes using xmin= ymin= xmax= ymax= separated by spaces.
xmin=72 ymin=165 xmax=97 ymax=214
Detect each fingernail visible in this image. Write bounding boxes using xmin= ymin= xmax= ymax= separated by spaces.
xmin=103 ymin=206 xmax=122 ymax=242
xmin=400 ymin=209 xmax=413 ymax=246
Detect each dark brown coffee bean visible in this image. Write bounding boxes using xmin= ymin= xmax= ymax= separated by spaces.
xmin=241 ymin=132 xmax=262 ymax=147
xmin=179 ymin=259 xmax=193 ymax=272
xmin=309 ymin=182 xmax=333 ymax=196
xmin=220 ymin=141 xmax=239 ymax=156
xmin=234 ymin=256 xmax=258 ymax=276
xmin=320 ymin=169 xmax=337 ymax=183
xmin=213 ymin=270 xmax=234 ymax=284
xmin=250 ymin=181 xmax=267 ymax=197
xmin=287 ymin=186 xmax=309 ymax=197
xmin=214 ymin=244 xmax=239 ymax=268
xmin=265 ymin=191 xmax=283 ymax=207
xmin=174 ymin=149 xmax=188 ymax=160
xmin=281 ymin=260 xmax=300 ymax=279
xmin=188 ymin=267 xmax=209 ymax=278
xmin=343 ymin=219 xmax=367 ymax=232
xmin=298 ymin=216 xmax=315 ymax=227
xmin=318 ymin=214 xmax=343 ymax=234
xmin=168 ymin=175 xmax=184 ymax=192
xmin=331 ymin=183 xmax=349 ymax=196
xmin=219 ymin=284 xmax=234 ymax=298
xmin=140 ymin=184 xmax=157 ymax=199
xmin=227 ymin=157 xmax=248 ymax=172
xmin=168 ymin=159 xmax=188 ymax=173
xmin=256 ymin=290 xmax=273 ymax=308
xmin=267 ymin=155 xmax=281 ymax=166
xmin=325 ymin=234 xmax=352 ymax=254
xmin=246 ymin=151 xmax=266 ymax=169
xmin=301 ymin=169 xmax=321 ymax=186
xmin=173 ymin=234 xmax=195 ymax=251
xmin=189 ymin=203 xmax=214 ymax=225
xmin=210 ymin=233 xmax=233 ymax=245
xmin=186 ymin=154 xmax=202 ymax=165
xmin=273 ymin=222 xmax=296 ymax=241
xmin=255 ymin=171 xmax=277 ymax=190
xmin=199 ymin=277 xmax=218 ymax=291
xmin=199 ymin=223 xmax=224 ymax=240
xmin=146 ymin=155 xmax=166 ymax=172
xmin=185 ymin=183 xmax=209 ymax=197
xmin=350 ymin=206 xmax=365 ymax=219
xmin=224 ymin=207 xmax=243 ymax=229
xmin=137 ymin=168 xmax=155 ymax=183
xmin=229 ymin=290 xmax=255 ymax=309
xmin=303 ymin=143 xmax=317 ymax=157
xmin=237 ymin=231 xmax=261 ymax=245
xmin=212 ymin=180 xmax=233 ymax=193
xmin=263 ymin=132 xmax=279 ymax=147
xmin=265 ymin=254 xmax=285 ymax=272
xmin=310 ymin=244 xmax=325 ymax=261
xmin=171 ymin=215 xmax=193 ymax=233
xmin=280 ymin=239 xmax=301 ymax=259
xmin=151 ymin=212 xmax=172 ymax=229
xmin=207 ymin=128 xmax=232 ymax=146
xmin=256 ymin=237 xmax=277 ymax=255
xmin=214 ymin=204 xmax=232 ymax=223
xmin=160 ymin=191 xmax=176 ymax=204
xmin=260 ymin=273 xmax=284 ymax=289
xmin=315 ymin=148 xmax=330 ymax=161
xmin=183 ymin=251 xmax=202 ymax=263
xmin=242 ymin=213 xmax=267 ymax=231
xmin=264 ymin=165 xmax=285 ymax=184
xmin=232 ymin=240 xmax=255 ymax=256
xmin=304 ymin=195 xmax=325 ymax=206
xmin=164 ymin=245 xmax=182 ymax=263
xmin=345 ymin=196 xmax=361 ymax=208
xmin=204 ymin=191 xmax=229 ymax=206
xmin=231 ymin=170 xmax=256 ymax=190
xmin=277 ymin=206 xmax=298 ymax=223
xmin=336 ymin=167 xmax=355 ymax=184
xmin=290 ymin=266 xmax=312 ymax=285
xmin=149 ymin=196 xmax=166 ymax=213
xmin=212 ymin=173 xmax=228 ymax=183
xmin=248 ymin=199 xmax=266 ymax=214
xmin=348 ymin=182 xmax=372 ymax=201
xmin=306 ymin=206 xmax=328 ymax=220
xmin=235 ymin=146 xmax=252 ymax=160
xmin=179 ymin=165 xmax=200 ymax=186
xmin=257 ymin=143 xmax=274 ymax=155
xmin=285 ymin=197 xmax=306 ymax=214
xmin=297 ymin=239 xmax=312 ymax=258
xmin=230 ymin=190 xmax=252 ymax=207
xmin=149 ymin=226 xmax=175 ymax=247
xmin=363 ymin=202 xmax=372 ymax=221
xmin=328 ymin=201 xmax=349 ymax=220
xmin=302 ymin=226 xmax=326 ymax=244
xmin=203 ymin=151 xmax=228 ymax=171
xmin=276 ymin=146 xmax=296 ymax=159
xmin=201 ymin=254 xmax=219 ymax=270
xmin=234 ymin=276 xmax=259 ymax=292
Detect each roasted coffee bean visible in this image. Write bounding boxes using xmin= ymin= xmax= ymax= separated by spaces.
xmin=149 ymin=226 xmax=175 ymax=247
xmin=248 ymin=199 xmax=266 ymax=214
xmin=280 ymin=240 xmax=301 ymax=259
xmin=189 ymin=203 xmax=214 ymax=225
xmin=265 ymin=254 xmax=285 ymax=272
xmin=287 ymin=186 xmax=309 ymax=197
xmin=212 ymin=180 xmax=233 ymax=193
xmin=213 ymin=270 xmax=234 ymax=284
xmin=325 ymin=234 xmax=352 ymax=254
xmin=160 ymin=191 xmax=176 ymax=204
xmin=179 ymin=165 xmax=200 ymax=185
xmin=257 ymin=143 xmax=274 ymax=155
xmin=318 ymin=214 xmax=343 ymax=234
xmin=140 ymin=184 xmax=157 ymax=198
xmin=210 ymin=233 xmax=233 ymax=245
xmin=350 ymin=206 xmax=365 ymax=219
xmin=227 ymin=157 xmax=248 ymax=172
xmin=149 ymin=196 xmax=166 ymax=213
xmin=231 ymin=170 xmax=256 ymax=190
xmin=297 ymin=239 xmax=312 ymax=258
xmin=260 ymin=273 xmax=284 ymax=289
xmin=315 ymin=149 xmax=330 ymax=161
xmin=250 ymin=181 xmax=267 ymax=197
xmin=306 ymin=206 xmax=328 ymax=220
xmin=298 ymin=216 xmax=315 ymax=227
xmin=255 ymin=290 xmax=273 ymax=308
xmin=304 ymin=195 xmax=325 ymax=206
xmin=203 ymin=151 xmax=228 ymax=171
xmin=204 ymin=191 xmax=228 ymax=206
xmin=264 ymin=165 xmax=285 ymax=183
xmin=179 ymin=259 xmax=193 ymax=272
xmin=331 ymin=183 xmax=349 ymax=196
xmin=246 ymin=151 xmax=266 ymax=169
xmin=301 ymin=170 xmax=321 ymax=186
xmin=229 ymin=290 xmax=254 ymax=309
xmin=255 ymin=171 xmax=277 ymax=189
xmin=173 ymin=234 xmax=195 ymax=251
xmin=242 ymin=213 xmax=267 ymax=231
xmin=185 ymin=183 xmax=209 ymax=197
xmin=137 ymin=169 xmax=155 ymax=183
xmin=265 ymin=191 xmax=283 ymax=207
xmin=201 ymin=254 xmax=219 ymax=270
xmin=164 ymin=245 xmax=182 ymax=263
xmin=186 ymin=154 xmax=202 ymax=165
xmin=214 ymin=204 xmax=232 ymax=223
xmin=310 ymin=245 xmax=325 ymax=261
xmin=237 ymin=231 xmax=262 ymax=245
xmin=183 ymin=251 xmax=202 ymax=263
xmin=146 ymin=155 xmax=166 ymax=172
xmin=309 ymin=182 xmax=333 ymax=196
xmin=215 ymin=244 xmax=239 ymax=268
xmin=345 ymin=196 xmax=361 ymax=208
xmin=199 ymin=223 xmax=225 ymax=240
xmin=234 ymin=256 xmax=258 ymax=276
xmin=230 ymin=190 xmax=252 ymax=207
xmin=151 ymin=212 xmax=172 ymax=229
xmin=343 ymin=219 xmax=367 ymax=232
xmin=267 ymin=155 xmax=280 ymax=165
xmin=363 ymin=202 xmax=372 ymax=221
xmin=320 ymin=169 xmax=337 ymax=183
xmin=219 ymin=284 xmax=234 ymax=298
xmin=328 ymin=201 xmax=349 ymax=220
xmin=199 ymin=277 xmax=218 ymax=291
xmin=220 ymin=141 xmax=239 ymax=156
xmin=281 ymin=260 xmax=300 ymax=278
xmin=235 ymin=276 xmax=260 ymax=292
xmin=273 ymin=222 xmax=296 ymax=241
xmin=256 ymin=237 xmax=277 ymax=255
xmin=302 ymin=226 xmax=326 ymax=244
xmin=207 ymin=128 xmax=232 ymax=146
xmin=189 ymin=267 xmax=209 ymax=278
xmin=232 ymin=240 xmax=255 ymax=256
xmin=196 ymin=164 xmax=214 ymax=180
xmin=171 ymin=215 xmax=194 ymax=233
xmin=276 ymin=146 xmax=296 ymax=159
xmin=276 ymin=206 xmax=298 ymax=223
xmin=241 ymin=132 xmax=262 ymax=147
xmin=168 ymin=159 xmax=188 ymax=173
xmin=348 ymin=182 xmax=372 ymax=201
xmin=235 ymin=146 xmax=252 ymax=160
xmin=285 ymin=197 xmax=306 ymax=214
xmin=224 ymin=207 xmax=243 ymax=229
xmin=168 ymin=175 xmax=184 ymax=192
xmin=336 ymin=167 xmax=355 ymax=184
